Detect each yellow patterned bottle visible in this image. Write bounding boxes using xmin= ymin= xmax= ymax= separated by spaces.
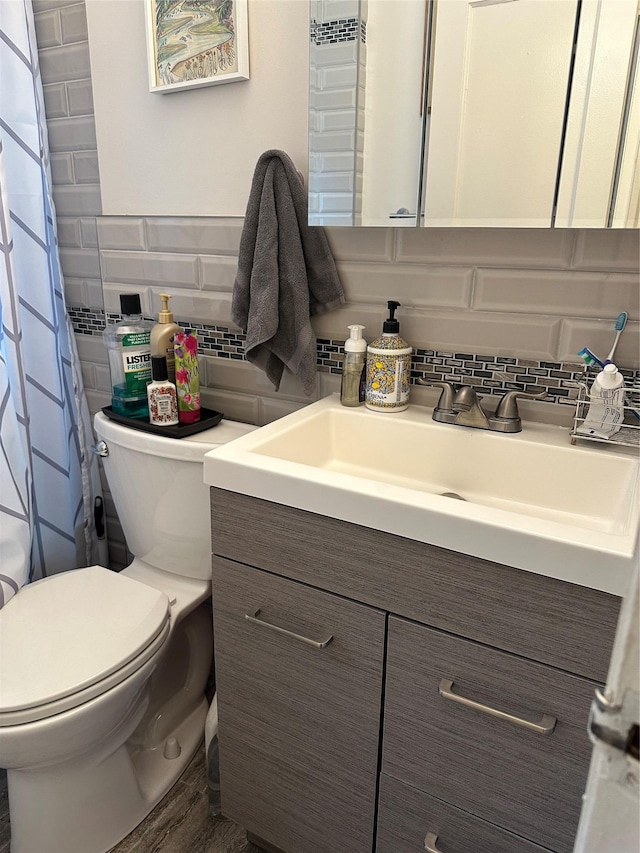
xmin=365 ymin=301 xmax=412 ymax=412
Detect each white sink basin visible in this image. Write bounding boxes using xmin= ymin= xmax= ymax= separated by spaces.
xmin=204 ymin=395 xmax=640 ymax=596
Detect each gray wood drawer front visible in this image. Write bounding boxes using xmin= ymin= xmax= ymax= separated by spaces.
xmin=377 ymin=774 xmax=551 ymax=853
xmin=211 ymin=556 xmax=386 ymax=853
xmin=211 ymin=489 xmax=619 ymax=681
xmin=383 ymin=616 xmax=598 ymax=852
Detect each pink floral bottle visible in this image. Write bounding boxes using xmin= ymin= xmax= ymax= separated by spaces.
xmin=174 ymin=330 xmax=201 ymax=424
xmin=146 ymin=355 xmax=179 ymax=426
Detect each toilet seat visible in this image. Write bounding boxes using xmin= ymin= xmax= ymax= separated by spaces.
xmin=0 ymin=566 xmax=171 ymax=726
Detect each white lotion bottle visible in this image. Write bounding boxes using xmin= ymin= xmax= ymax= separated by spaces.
xmin=340 ymin=325 xmax=367 ymax=406
xmin=576 ymin=363 xmax=625 ymax=439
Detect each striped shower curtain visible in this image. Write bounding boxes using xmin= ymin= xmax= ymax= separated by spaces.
xmin=0 ymin=0 xmax=105 ymax=607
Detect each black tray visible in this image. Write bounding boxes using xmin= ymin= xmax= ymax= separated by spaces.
xmin=102 ymin=406 xmax=224 ymax=438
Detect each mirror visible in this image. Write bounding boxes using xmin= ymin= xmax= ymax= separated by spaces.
xmin=308 ymin=0 xmax=640 ymax=227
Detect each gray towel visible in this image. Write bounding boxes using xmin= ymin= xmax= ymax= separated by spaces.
xmin=231 ymin=149 xmax=345 ymax=395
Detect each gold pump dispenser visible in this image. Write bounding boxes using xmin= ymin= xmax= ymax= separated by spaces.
xmin=157 ymin=293 xmax=174 ymax=323
xmin=150 ymin=293 xmax=182 ymax=384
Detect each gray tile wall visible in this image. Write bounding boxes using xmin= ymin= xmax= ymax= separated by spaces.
xmin=33 ymin=0 xmax=127 ymax=567
xmin=36 ymin=1 xmax=640 ymax=572
xmin=91 ymin=218 xmax=639 ymax=414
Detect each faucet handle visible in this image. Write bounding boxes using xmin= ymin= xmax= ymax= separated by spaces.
xmin=495 ymin=388 xmax=547 ymax=420
xmin=416 ymin=378 xmax=456 ymax=411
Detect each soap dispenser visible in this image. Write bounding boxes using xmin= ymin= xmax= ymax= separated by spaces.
xmin=340 ymin=325 xmax=367 ymax=407
xmin=365 ymin=301 xmax=412 ymax=413
xmin=150 ymin=293 xmax=182 ymax=385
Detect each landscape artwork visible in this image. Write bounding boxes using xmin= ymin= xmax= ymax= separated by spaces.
xmin=146 ymin=0 xmax=249 ymax=93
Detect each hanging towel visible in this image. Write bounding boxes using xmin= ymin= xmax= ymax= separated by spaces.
xmin=232 ymin=149 xmax=345 ymax=395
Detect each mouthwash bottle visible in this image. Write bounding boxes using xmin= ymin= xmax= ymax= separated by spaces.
xmin=103 ymin=294 xmax=153 ymax=418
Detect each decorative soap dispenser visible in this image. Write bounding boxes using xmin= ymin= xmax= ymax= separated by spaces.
xmin=365 ymin=300 xmax=412 ymax=413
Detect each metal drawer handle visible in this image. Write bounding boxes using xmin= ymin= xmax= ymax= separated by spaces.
xmin=438 ymin=679 xmax=557 ymax=735
xmin=424 ymin=832 xmax=442 ymax=852
xmin=245 ymin=608 xmax=333 ymax=649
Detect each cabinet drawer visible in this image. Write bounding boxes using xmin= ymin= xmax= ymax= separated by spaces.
xmin=211 ymin=489 xmax=619 ymax=680
xmin=383 ymin=616 xmax=598 ymax=852
xmin=377 ymin=774 xmax=550 ymax=853
xmin=212 ymin=556 xmax=386 ymax=853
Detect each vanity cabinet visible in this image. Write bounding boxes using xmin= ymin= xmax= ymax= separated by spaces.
xmin=210 ymin=488 xmax=621 ymax=853
xmin=211 ymin=556 xmax=385 ymax=853
xmin=381 ymin=618 xmax=597 ymax=852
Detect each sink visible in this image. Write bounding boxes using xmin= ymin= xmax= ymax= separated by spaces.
xmin=204 ymin=395 xmax=640 ymax=596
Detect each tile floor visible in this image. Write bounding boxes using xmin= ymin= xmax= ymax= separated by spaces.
xmin=0 ymin=747 xmax=262 ymax=853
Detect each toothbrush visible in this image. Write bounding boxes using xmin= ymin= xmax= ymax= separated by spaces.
xmin=605 ymin=312 xmax=628 ymax=364
xmin=604 ymin=313 xmax=639 ymax=418
xmin=577 ymin=347 xmax=606 ymax=369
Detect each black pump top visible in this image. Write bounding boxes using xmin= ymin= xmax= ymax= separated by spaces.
xmin=383 ymin=300 xmax=401 ymax=333
xmin=120 ymin=293 xmax=142 ymax=316
xmin=151 ymin=355 xmax=168 ymax=382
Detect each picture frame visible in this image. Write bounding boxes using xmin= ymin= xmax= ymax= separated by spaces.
xmin=144 ymin=0 xmax=249 ymax=94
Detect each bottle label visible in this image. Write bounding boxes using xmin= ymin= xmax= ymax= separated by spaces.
xmin=365 ymin=352 xmax=411 ymax=410
xmin=120 ymin=331 xmax=151 ymax=348
xmin=121 ymin=349 xmax=152 ymax=395
xmin=175 ymin=332 xmax=200 ymax=415
xmin=148 ymin=385 xmax=178 ymax=425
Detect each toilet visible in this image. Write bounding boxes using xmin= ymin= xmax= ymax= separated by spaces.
xmin=0 ymin=411 xmax=256 ymax=853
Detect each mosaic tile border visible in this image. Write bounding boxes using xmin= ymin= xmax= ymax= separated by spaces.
xmin=68 ymin=308 xmax=640 ymax=407
xmin=310 ymin=17 xmax=365 ymax=45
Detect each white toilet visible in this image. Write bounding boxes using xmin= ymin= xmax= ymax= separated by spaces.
xmin=0 ymin=411 xmax=256 ymax=853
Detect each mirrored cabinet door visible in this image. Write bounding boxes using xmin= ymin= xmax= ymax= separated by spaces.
xmin=308 ymin=0 xmax=640 ymax=228
xmin=309 ymin=0 xmax=427 ymax=226
xmin=421 ymin=0 xmax=577 ymax=227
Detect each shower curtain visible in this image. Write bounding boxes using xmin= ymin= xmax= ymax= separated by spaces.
xmin=0 ymin=0 xmax=105 ymax=607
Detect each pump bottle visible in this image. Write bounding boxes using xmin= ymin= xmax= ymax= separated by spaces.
xmin=340 ymin=325 xmax=367 ymax=406
xmin=150 ymin=293 xmax=182 ymax=385
xmin=365 ymin=301 xmax=412 ymax=412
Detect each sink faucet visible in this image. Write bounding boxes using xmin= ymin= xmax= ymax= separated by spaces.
xmin=417 ymin=379 xmax=547 ymax=433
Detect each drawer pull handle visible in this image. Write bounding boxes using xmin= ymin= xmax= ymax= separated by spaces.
xmin=438 ymin=679 xmax=557 ymax=735
xmin=424 ymin=832 xmax=443 ymax=852
xmin=245 ymin=609 xmax=334 ymax=649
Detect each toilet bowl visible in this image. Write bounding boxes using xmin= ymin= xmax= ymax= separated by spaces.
xmin=0 ymin=412 xmax=257 ymax=853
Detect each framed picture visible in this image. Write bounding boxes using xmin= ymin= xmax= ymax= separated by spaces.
xmin=145 ymin=0 xmax=249 ymax=94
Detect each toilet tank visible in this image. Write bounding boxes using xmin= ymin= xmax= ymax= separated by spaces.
xmin=94 ymin=413 xmax=257 ymax=580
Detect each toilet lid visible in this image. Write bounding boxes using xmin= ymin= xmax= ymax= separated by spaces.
xmin=0 ymin=566 xmax=170 ymax=715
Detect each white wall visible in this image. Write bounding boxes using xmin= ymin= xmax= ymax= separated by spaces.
xmin=86 ymin=0 xmax=310 ymax=216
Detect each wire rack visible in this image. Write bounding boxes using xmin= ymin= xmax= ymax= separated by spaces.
xmin=571 ymin=382 xmax=640 ymax=448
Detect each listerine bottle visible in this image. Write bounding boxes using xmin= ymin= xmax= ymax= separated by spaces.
xmin=103 ymin=294 xmax=153 ymax=418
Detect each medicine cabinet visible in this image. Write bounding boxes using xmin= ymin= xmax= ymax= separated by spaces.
xmin=308 ymin=0 xmax=640 ymax=228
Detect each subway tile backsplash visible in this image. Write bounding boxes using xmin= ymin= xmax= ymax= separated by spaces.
xmin=74 ymin=218 xmax=640 ymax=416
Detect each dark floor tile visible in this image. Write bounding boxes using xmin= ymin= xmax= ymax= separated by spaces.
xmin=180 ymin=744 xmax=208 ymax=794
xmin=0 ymin=769 xmax=9 ymax=853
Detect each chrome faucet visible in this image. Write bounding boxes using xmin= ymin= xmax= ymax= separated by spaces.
xmin=417 ymin=379 xmax=547 ymax=433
